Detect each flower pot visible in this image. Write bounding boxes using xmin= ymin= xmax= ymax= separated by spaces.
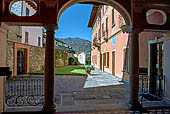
xmin=86 ymin=70 xmax=91 ymax=74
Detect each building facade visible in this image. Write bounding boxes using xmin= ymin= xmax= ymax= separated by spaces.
xmin=90 ymin=5 xmax=129 ymax=78
xmin=89 ymin=5 xmax=170 ymax=102
xmin=74 ymin=51 xmax=86 ymax=65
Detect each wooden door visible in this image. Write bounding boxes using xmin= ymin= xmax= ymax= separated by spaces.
xmin=112 ymin=51 xmax=116 ymax=75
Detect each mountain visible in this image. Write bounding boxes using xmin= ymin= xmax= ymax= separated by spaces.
xmin=57 ymin=38 xmax=91 ymax=54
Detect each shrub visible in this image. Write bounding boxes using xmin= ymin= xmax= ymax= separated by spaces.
xmin=68 ymin=57 xmax=74 ymax=65
xmin=74 ymin=57 xmax=78 ymax=65
xmin=86 ymin=59 xmax=91 ymax=65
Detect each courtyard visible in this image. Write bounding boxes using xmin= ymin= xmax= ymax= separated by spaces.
xmin=5 ymin=68 xmax=128 ymax=112
xmin=4 ymin=69 xmax=170 ymax=113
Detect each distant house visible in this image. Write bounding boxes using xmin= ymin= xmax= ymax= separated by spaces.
xmin=74 ymin=51 xmax=86 ymax=65
xmin=43 ymin=35 xmax=75 ymax=53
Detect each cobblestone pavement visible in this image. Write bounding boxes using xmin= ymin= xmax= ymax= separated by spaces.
xmin=53 ymin=69 xmax=129 ymax=112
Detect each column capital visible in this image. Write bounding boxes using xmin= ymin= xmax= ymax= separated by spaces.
xmin=129 ymin=29 xmax=143 ymax=39
xmin=129 ymin=29 xmax=143 ymax=37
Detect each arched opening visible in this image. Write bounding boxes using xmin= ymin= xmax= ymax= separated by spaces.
xmin=50 ymin=1 xmax=131 ymax=111
xmin=1 ymin=0 xmax=170 ymax=112
xmin=57 ymin=0 xmax=132 ymax=33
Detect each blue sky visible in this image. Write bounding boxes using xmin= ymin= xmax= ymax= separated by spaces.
xmin=55 ymin=4 xmax=93 ymax=41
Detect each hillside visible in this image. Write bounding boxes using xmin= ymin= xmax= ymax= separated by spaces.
xmin=57 ymin=38 xmax=91 ymax=54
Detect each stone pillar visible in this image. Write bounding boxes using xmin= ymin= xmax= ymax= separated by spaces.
xmin=129 ymin=30 xmax=142 ymax=110
xmin=43 ymin=24 xmax=56 ymax=113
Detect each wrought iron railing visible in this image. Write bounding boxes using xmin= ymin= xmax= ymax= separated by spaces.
xmin=6 ymin=76 xmax=44 ymax=106
xmin=139 ymin=74 xmax=165 ymax=103
xmin=139 ymin=75 xmax=149 ymax=94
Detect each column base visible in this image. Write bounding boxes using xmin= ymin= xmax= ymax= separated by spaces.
xmin=129 ymin=100 xmax=143 ymax=111
xmin=42 ymin=104 xmax=56 ymax=113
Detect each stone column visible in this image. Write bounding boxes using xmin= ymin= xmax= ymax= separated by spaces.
xmin=129 ymin=29 xmax=142 ymax=110
xmin=43 ymin=24 xmax=56 ymax=113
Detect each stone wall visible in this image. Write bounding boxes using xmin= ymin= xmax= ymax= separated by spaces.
xmin=30 ymin=47 xmax=74 ymax=72
xmin=6 ymin=41 xmax=74 ymax=74
xmin=6 ymin=41 xmax=14 ymax=73
xmin=55 ymin=52 xmax=73 ymax=67
xmin=29 ymin=46 xmax=45 ymax=72
xmin=7 ymin=26 xmax=22 ymax=42
xmin=0 ymin=23 xmax=8 ymax=113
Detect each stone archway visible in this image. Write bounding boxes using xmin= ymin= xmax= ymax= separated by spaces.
xmin=57 ymin=0 xmax=132 ymax=32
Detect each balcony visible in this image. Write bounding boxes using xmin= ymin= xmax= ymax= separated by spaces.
xmin=104 ymin=31 xmax=109 ymax=42
xmin=93 ymin=38 xmax=101 ymax=48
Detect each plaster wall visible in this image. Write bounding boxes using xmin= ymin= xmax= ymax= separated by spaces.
xmin=22 ymin=26 xmax=43 ymax=47
xmin=78 ymin=52 xmax=86 ymax=65
xmin=91 ymin=6 xmax=129 ymax=78
xmin=147 ymin=12 xmax=164 ymax=25
xmin=164 ymin=39 xmax=170 ymax=101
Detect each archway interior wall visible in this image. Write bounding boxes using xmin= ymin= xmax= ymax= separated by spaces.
xmin=57 ymin=0 xmax=132 ymax=32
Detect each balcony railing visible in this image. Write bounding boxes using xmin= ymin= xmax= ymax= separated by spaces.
xmin=93 ymin=38 xmax=101 ymax=48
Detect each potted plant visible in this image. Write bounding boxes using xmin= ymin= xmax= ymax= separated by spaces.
xmin=90 ymin=65 xmax=95 ymax=70
xmin=85 ymin=66 xmax=91 ymax=74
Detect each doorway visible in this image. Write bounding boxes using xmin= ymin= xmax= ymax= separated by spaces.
xmin=112 ymin=50 xmax=116 ymax=76
xmin=149 ymin=42 xmax=164 ymax=99
xmin=17 ymin=49 xmax=25 ymax=74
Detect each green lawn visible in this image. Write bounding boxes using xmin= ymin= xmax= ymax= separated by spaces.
xmin=32 ymin=65 xmax=86 ymax=75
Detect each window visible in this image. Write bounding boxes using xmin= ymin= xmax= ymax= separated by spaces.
xmin=25 ymin=32 xmax=29 ymax=43
xmin=123 ymin=47 xmax=129 ymax=72
xmin=102 ymin=6 xmax=104 ymax=15
xmin=106 ymin=17 xmax=108 ymax=37
xmin=79 ymin=55 xmax=82 ymax=59
xmin=98 ymin=28 xmax=101 ymax=41
xmin=26 ymin=7 xmax=29 ymax=16
xmin=38 ymin=37 xmax=41 ymax=46
xmin=106 ymin=52 xmax=109 ymax=68
xmin=96 ymin=33 xmax=97 ymax=40
xmin=102 ymin=23 xmax=105 ymax=37
xmin=112 ymin=9 xmax=115 ymax=27
xmin=103 ymin=53 xmax=106 ymax=66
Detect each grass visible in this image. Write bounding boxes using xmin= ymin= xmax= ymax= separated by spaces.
xmin=31 ymin=65 xmax=86 ymax=75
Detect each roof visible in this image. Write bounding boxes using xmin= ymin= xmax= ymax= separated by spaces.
xmin=88 ymin=5 xmax=99 ymax=28
xmin=25 ymin=1 xmax=37 ymax=10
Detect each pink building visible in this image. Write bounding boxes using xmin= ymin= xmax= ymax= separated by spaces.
xmin=89 ymin=5 xmax=129 ymax=78
xmin=89 ymin=5 xmax=170 ymax=102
